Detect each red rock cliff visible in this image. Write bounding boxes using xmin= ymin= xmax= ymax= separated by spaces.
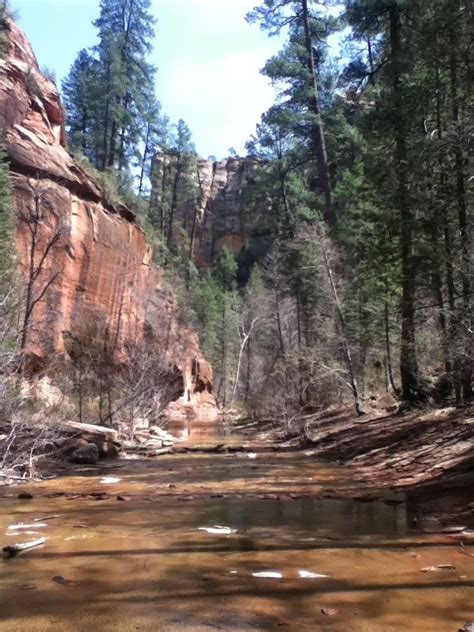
xmin=0 ymin=21 xmax=217 ymax=422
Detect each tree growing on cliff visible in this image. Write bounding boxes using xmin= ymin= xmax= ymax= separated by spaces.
xmin=0 ymin=147 xmax=13 ymax=280
xmin=0 ymin=1 xmax=10 ymax=59
xmin=0 ymin=146 xmax=19 ymax=374
xmin=148 ymin=119 xmax=198 ymax=254
xmin=63 ymin=0 xmax=157 ymax=179
xmin=62 ymin=50 xmax=100 ymax=161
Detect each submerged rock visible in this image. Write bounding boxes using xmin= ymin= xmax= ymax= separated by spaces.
xmin=17 ymin=492 xmax=34 ymax=499
xmin=69 ymin=444 xmax=99 ymax=465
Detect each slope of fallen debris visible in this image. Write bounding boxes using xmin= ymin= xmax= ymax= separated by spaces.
xmin=240 ymin=406 xmax=474 ymax=489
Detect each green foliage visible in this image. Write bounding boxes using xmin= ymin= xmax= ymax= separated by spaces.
xmin=148 ymin=119 xmax=199 ymax=248
xmin=0 ymin=1 xmax=10 ymax=59
xmin=190 ymin=272 xmax=223 ymax=365
xmin=0 ymin=146 xmax=14 ymax=281
xmin=62 ymin=0 xmax=159 ymax=183
xmin=25 ymin=66 xmax=41 ymax=97
xmin=57 ymin=0 xmax=472 ymax=411
xmin=0 ymin=145 xmax=19 ymax=374
xmin=74 ymin=153 xmax=126 ymax=205
xmin=212 ymin=247 xmax=238 ymax=292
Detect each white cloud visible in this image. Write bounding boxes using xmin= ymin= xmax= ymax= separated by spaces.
xmin=153 ymin=0 xmax=281 ymax=158
xmin=158 ymin=51 xmax=275 ymax=157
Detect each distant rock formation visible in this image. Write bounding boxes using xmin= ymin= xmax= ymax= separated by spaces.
xmin=152 ymin=154 xmax=266 ymax=270
xmin=0 ymin=20 xmax=217 ymax=422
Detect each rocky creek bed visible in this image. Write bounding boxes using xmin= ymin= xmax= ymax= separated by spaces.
xmin=0 ymin=410 xmax=473 ymax=630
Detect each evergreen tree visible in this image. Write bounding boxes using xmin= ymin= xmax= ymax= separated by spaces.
xmin=62 ymin=50 xmax=99 ymax=160
xmin=0 ymin=0 xmax=10 ymax=59
xmin=93 ymin=0 xmax=156 ymax=172
xmin=148 ymin=119 xmax=198 ymax=249
xmin=248 ymin=0 xmax=339 ymax=226
xmin=63 ymin=0 xmax=157 ymax=180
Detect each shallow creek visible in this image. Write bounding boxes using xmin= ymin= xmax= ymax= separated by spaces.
xmin=0 ymin=428 xmax=472 ymax=631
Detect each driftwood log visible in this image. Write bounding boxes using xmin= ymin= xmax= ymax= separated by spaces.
xmin=58 ymin=421 xmax=120 ymax=457
xmin=59 ymin=421 xmax=118 ymax=442
xmin=3 ymin=537 xmax=46 ymax=558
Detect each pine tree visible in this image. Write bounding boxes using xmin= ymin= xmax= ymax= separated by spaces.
xmin=0 ymin=0 xmax=10 ymax=59
xmin=63 ymin=0 xmax=157 ymax=180
xmin=248 ymin=0 xmax=338 ymax=226
xmin=62 ymin=50 xmax=99 ymax=160
xmin=94 ymin=0 xmax=156 ymax=172
xmin=148 ymin=119 xmax=198 ymax=250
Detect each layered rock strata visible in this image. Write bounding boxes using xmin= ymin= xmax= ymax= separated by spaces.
xmin=152 ymin=154 xmax=262 ymax=268
xmin=0 ymin=21 xmax=217 ymax=422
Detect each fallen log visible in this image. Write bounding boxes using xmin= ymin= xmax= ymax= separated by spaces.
xmin=58 ymin=421 xmax=118 ymax=441
xmin=3 ymin=537 xmax=46 ymax=558
xmin=34 ymin=515 xmax=61 ymax=522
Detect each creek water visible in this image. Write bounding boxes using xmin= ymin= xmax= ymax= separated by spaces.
xmin=0 ymin=426 xmax=472 ymax=631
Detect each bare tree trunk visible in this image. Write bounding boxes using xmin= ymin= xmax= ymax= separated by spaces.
xmin=230 ymin=308 xmax=257 ymax=409
xmin=108 ymin=116 xmax=117 ymax=168
xmin=320 ymin=235 xmax=364 ymax=416
xmin=450 ymin=29 xmax=472 ymax=404
xmin=167 ymin=154 xmax=182 ymax=248
xmin=275 ymin=289 xmax=285 ymax=354
xmin=187 ymin=170 xmax=200 ymax=289
xmin=301 ymin=0 xmax=335 ymax=228
xmin=19 ymin=189 xmax=61 ymax=360
xmin=101 ymin=61 xmax=111 ymax=171
xmin=229 ymin=331 xmax=249 ymax=410
xmin=389 ymin=3 xmax=420 ymax=403
xmin=433 ymin=44 xmax=454 ymax=380
xmin=138 ymin=123 xmax=150 ymax=197
xmin=295 ymin=287 xmax=306 ymax=407
xmin=277 ymin=156 xmax=294 ymax=238
xmin=384 ymin=294 xmax=399 ymax=395
xmin=219 ymin=302 xmax=228 ymax=408
xmin=118 ymin=92 xmax=131 ymax=173
xmin=245 ymin=334 xmax=251 ymax=407
xmin=160 ymin=158 xmax=168 ymax=238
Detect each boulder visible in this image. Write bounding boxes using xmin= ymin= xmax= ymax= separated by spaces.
xmin=60 ymin=436 xmax=90 ymax=455
xmin=69 ymin=443 xmax=99 ymax=465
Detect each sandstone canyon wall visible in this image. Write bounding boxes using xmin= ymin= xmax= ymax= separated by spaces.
xmin=0 ymin=21 xmax=217 ymax=422
xmin=152 ymin=154 xmax=266 ymax=269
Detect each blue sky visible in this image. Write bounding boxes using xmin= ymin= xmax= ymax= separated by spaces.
xmin=12 ymin=0 xmax=283 ymax=159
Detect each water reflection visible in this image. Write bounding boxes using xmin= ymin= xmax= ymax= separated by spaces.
xmin=0 ymin=451 xmax=471 ymax=632
xmin=168 ymin=420 xmax=231 ymax=443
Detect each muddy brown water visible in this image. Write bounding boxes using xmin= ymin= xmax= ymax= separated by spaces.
xmin=0 ymin=425 xmax=472 ymax=631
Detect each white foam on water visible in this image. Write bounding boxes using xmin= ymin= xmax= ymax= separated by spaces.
xmin=198 ymin=525 xmax=237 ymax=535
xmin=298 ymin=570 xmax=329 ymax=579
xmin=252 ymin=571 xmax=283 ymax=579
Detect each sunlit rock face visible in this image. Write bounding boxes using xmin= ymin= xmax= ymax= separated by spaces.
xmin=0 ymin=21 xmax=217 ymax=422
xmin=152 ymin=154 xmax=263 ymax=269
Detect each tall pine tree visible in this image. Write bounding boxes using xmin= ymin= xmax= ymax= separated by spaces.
xmin=63 ymin=0 xmax=157 ymax=178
